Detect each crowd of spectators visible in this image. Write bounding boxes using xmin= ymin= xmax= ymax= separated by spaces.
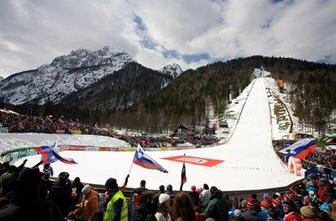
xmin=272 ymin=139 xmax=336 ymax=172
xmin=0 ymin=159 xmax=336 ymax=221
xmin=0 ymin=110 xmax=85 ymax=134
xmin=0 ymin=110 xmax=219 ymax=148
xmin=118 ymin=134 xmax=218 ymax=149
xmin=306 ymin=149 xmax=336 ymax=170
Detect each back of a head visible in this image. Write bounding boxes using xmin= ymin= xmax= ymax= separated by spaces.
xmin=159 ymin=185 xmax=165 ymax=193
xmin=166 ymin=184 xmax=173 ymax=193
xmin=105 ymin=177 xmax=118 ymax=191
xmin=203 ymin=183 xmax=209 ymax=190
xmin=73 ymin=177 xmax=80 ymax=183
xmin=58 ymin=172 xmax=69 ymax=183
xmin=210 ymin=186 xmax=218 ymax=195
xmin=172 ymin=192 xmax=195 ymax=221
xmin=140 ymin=180 xmax=146 ymax=188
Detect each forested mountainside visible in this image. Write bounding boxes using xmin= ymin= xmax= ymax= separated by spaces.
xmin=4 ymin=56 xmax=335 ymax=133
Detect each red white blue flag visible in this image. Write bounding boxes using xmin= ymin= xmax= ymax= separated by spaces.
xmin=286 ymin=138 xmax=317 ymax=159
xmin=180 ymin=155 xmax=187 ymax=191
xmin=35 ymin=143 xmax=77 ymax=165
xmin=133 ymin=144 xmax=168 ymax=173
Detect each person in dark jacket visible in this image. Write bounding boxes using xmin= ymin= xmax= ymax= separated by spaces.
xmin=136 ymin=191 xmax=157 ymax=221
xmin=133 ymin=180 xmax=148 ymax=221
xmin=48 ymin=171 xmax=72 ymax=217
xmin=0 ymin=167 xmax=63 ymax=221
xmin=71 ymin=176 xmax=84 ymax=206
xmin=189 ymin=185 xmax=200 ymax=207
xmin=242 ymin=198 xmax=262 ymax=221
xmin=202 ymin=186 xmax=229 ymax=221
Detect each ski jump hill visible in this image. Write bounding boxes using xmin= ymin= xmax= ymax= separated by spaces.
xmin=3 ymin=77 xmax=302 ymax=191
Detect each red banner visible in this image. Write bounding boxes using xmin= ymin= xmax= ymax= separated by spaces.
xmin=162 ymin=155 xmax=224 ymax=167
xmin=59 ymin=146 xmax=86 ymax=151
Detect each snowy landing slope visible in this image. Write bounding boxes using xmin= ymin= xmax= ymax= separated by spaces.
xmin=15 ymin=78 xmax=302 ymax=191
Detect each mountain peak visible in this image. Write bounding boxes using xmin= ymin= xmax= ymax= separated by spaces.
xmin=0 ymin=46 xmax=134 ymax=105
xmin=49 ymin=46 xmax=133 ymax=69
xmin=159 ymin=63 xmax=183 ymax=78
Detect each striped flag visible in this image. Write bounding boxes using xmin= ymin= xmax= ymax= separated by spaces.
xmin=35 ymin=143 xmax=77 ymax=165
xmin=133 ymin=144 xmax=168 ymax=173
xmin=180 ymin=155 xmax=187 ymax=191
xmin=286 ymin=138 xmax=317 ymax=159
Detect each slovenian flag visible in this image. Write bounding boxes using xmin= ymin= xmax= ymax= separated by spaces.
xmin=35 ymin=143 xmax=77 ymax=165
xmin=133 ymin=144 xmax=168 ymax=173
xmin=286 ymin=138 xmax=317 ymax=159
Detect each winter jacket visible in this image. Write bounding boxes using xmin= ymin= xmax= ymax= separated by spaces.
xmin=79 ymin=190 xmax=99 ymax=220
xmin=48 ymin=180 xmax=72 ymax=217
xmin=202 ymin=190 xmax=228 ymax=221
xmin=284 ymin=211 xmax=302 ymax=221
xmin=242 ymin=210 xmax=262 ymax=221
xmin=155 ymin=212 xmax=171 ymax=221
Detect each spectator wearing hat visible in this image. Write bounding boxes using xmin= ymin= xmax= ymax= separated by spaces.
xmin=155 ymin=193 xmax=172 ymax=221
xmin=171 ymin=191 xmax=195 ymax=221
xmin=257 ymin=198 xmax=272 ymax=221
xmin=282 ymin=201 xmax=302 ymax=221
xmin=202 ymin=186 xmax=229 ymax=221
xmin=299 ymin=206 xmax=320 ymax=221
xmin=242 ymin=198 xmax=262 ymax=221
xmin=79 ymin=185 xmax=99 ymax=221
xmin=103 ymin=178 xmax=128 ymax=221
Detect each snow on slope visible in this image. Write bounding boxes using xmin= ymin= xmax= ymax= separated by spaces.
xmin=159 ymin=63 xmax=183 ymax=78
xmin=0 ymin=133 xmax=129 ymax=151
xmin=15 ymin=78 xmax=302 ymax=191
xmin=264 ymin=77 xmax=302 ymax=140
xmin=0 ymin=46 xmax=133 ymax=104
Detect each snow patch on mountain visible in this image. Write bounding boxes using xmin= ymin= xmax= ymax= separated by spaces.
xmin=159 ymin=63 xmax=183 ymax=78
xmin=0 ymin=46 xmax=133 ymax=105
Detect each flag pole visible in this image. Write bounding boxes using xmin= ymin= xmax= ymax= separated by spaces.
xmin=180 ymin=153 xmax=186 ymax=191
xmin=128 ymin=144 xmax=138 ymax=175
xmin=128 ymin=160 xmax=134 ymax=175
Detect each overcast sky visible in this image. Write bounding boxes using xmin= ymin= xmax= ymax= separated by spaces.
xmin=0 ymin=0 xmax=335 ymax=77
